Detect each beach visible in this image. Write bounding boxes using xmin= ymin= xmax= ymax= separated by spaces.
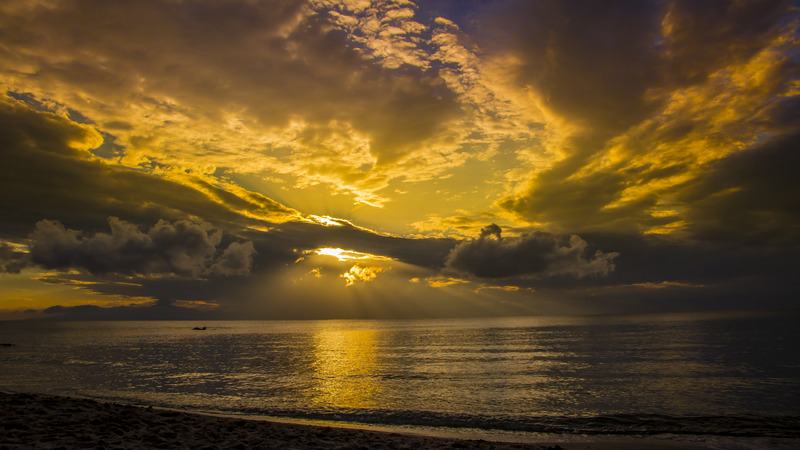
xmin=0 ymin=391 xmax=715 ymax=450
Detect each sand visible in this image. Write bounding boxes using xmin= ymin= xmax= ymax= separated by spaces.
xmin=0 ymin=391 xmax=713 ymax=449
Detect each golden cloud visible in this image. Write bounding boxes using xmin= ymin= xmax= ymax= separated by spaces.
xmin=494 ymin=3 xmax=799 ymax=236
xmin=0 ymin=0 xmax=554 ymax=220
xmin=424 ymin=276 xmax=469 ymax=288
xmin=340 ymin=264 xmax=389 ymax=286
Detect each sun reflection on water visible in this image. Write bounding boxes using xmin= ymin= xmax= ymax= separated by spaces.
xmin=311 ymin=326 xmax=380 ymax=409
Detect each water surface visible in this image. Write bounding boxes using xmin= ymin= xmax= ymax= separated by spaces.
xmin=2 ymin=311 xmax=799 ymax=444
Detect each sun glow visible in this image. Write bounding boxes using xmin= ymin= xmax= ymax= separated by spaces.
xmin=308 ymin=215 xmax=346 ymax=227
xmin=312 ymin=247 xmax=393 ymax=262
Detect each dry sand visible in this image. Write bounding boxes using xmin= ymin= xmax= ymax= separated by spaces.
xmin=0 ymin=391 xmax=712 ymax=449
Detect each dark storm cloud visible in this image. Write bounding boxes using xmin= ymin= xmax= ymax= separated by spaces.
xmin=0 ymin=243 xmax=29 ymax=274
xmin=211 ymin=241 xmax=258 ymax=276
xmin=487 ymin=0 xmax=663 ymax=130
xmin=34 ymin=270 xmax=249 ymax=309
xmin=441 ymin=227 xmax=797 ymax=314
xmin=29 ymin=217 xmax=255 ymax=278
xmin=0 ymin=96 xmax=297 ymax=239
xmin=679 ymin=131 xmax=800 ymax=245
xmin=527 ymin=231 xmax=793 ymax=288
xmin=488 ymin=0 xmax=792 ymax=129
xmin=497 ymin=143 xmax=648 ymax=233
xmin=445 ymin=224 xmax=618 ymax=279
xmin=25 ymin=218 xmax=458 ymax=315
xmin=487 ymin=0 xmax=798 ymax=233
xmin=659 ymin=0 xmax=794 ymax=84
xmin=24 ymin=218 xmax=463 ymax=320
xmin=479 ymin=223 xmax=502 ymax=240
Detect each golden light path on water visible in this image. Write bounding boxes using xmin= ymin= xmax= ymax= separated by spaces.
xmin=311 ymin=325 xmax=380 ymax=409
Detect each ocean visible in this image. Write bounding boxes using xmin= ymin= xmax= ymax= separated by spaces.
xmin=1 ymin=311 xmax=799 ymax=447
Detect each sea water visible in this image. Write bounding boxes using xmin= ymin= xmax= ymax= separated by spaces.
xmin=1 ymin=311 xmax=799 ymax=446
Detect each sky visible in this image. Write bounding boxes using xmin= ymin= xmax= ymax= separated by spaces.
xmin=0 ymin=0 xmax=798 ymax=320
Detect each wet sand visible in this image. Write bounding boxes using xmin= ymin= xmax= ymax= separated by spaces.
xmin=0 ymin=391 xmax=712 ymax=449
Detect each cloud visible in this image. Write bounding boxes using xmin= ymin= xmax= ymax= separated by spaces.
xmin=0 ymin=0 xmax=558 ymax=213
xmin=446 ymin=224 xmax=618 ymax=279
xmin=0 ymin=95 xmax=300 ymax=240
xmin=267 ymin=220 xmax=456 ymax=269
xmin=1 ymin=1 xmax=798 ymax=318
xmin=0 ymin=0 xmax=475 ymax=206
xmin=424 ymin=275 xmax=469 ymax=288
xmin=487 ymin=0 xmax=799 ymax=234
xmin=0 ymin=95 xmax=465 ymax=286
xmin=317 ymin=0 xmax=432 ymax=70
xmin=15 ymin=218 xmax=458 ymax=312
xmin=678 ymin=131 xmax=800 ymax=244
xmin=340 ymin=264 xmax=388 ymax=286
xmin=210 ymin=241 xmax=258 ymax=277
xmin=488 ymin=0 xmax=793 ymax=130
xmin=29 ymin=217 xmax=255 ymax=278
xmin=479 ymin=223 xmax=502 ymax=240
xmin=0 ymin=243 xmax=29 ymax=274
xmin=475 ymin=285 xmax=533 ymax=294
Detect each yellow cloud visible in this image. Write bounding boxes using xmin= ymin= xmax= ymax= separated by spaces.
xmin=472 ymin=285 xmax=536 ymax=296
xmin=0 ymin=1 xmax=472 ymax=210
xmin=425 ymin=276 xmax=469 ymax=288
xmin=496 ymin=12 xmax=799 ymax=235
xmin=0 ymin=0 xmax=557 ymax=239
xmin=165 ymin=172 xmax=302 ymax=224
xmin=598 ymin=33 xmax=798 ymax=229
xmin=2 ymin=0 xmax=796 ymax=244
xmin=341 ymin=264 xmax=388 ymax=286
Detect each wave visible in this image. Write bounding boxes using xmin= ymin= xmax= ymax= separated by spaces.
xmin=220 ymin=407 xmax=800 ymax=439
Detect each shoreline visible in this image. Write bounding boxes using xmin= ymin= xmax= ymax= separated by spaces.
xmin=0 ymin=391 xmax=720 ymax=450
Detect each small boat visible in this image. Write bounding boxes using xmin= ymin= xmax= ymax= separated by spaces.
xmin=192 ymin=327 xmax=207 ymax=330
